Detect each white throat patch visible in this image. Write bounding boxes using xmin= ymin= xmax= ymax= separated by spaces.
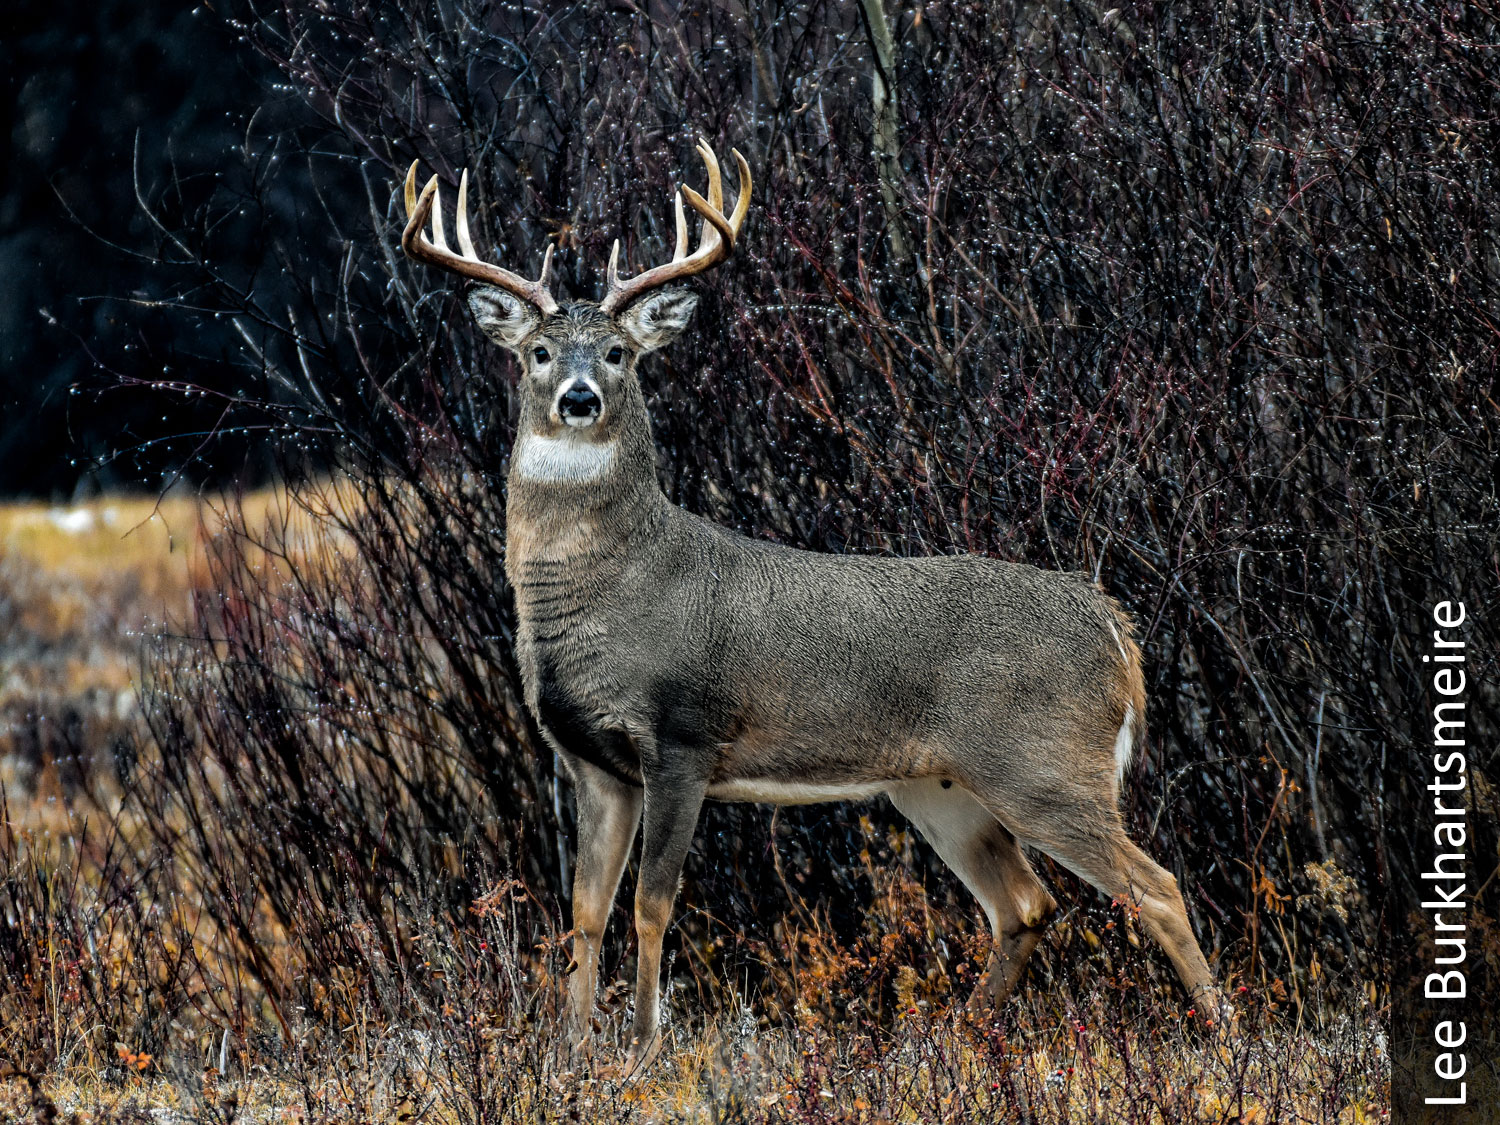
xmin=512 ymin=432 xmax=618 ymax=484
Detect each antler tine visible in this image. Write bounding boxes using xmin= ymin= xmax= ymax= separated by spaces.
xmin=404 ymin=160 xmax=419 ymax=219
xmin=536 ymin=243 xmax=555 ymax=290
xmin=697 ymin=140 xmax=723 ymax=215
xmin=399 ymin=160 xmax=559 ymax=315
xmin=428 ymin=175 xmax=449 ymax=251
xmin=728 ymin=149 xmax=752 ymax=233
xmin=456 ymin=169 xmax=478 ymax=259
xmin=599 ymin=142 xmax=753 ymax=314
xmin=672 ymin=191 xmax=688 ymax=262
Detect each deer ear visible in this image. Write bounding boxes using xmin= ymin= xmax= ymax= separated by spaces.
xmin=616 ymin=288 xmax=699 ymax=355
xmin=467 ymin=285 xmax=543 ymax=352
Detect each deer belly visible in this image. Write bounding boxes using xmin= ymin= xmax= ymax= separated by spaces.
xmin=704 ymin=777 xmax=887 ymax=805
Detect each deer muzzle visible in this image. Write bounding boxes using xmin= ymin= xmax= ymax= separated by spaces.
xmin=558 ymin=380 xmax=603 ymax=427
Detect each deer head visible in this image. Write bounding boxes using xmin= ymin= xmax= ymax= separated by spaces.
xmin=400 ymin=143 xmax=751 ymax=473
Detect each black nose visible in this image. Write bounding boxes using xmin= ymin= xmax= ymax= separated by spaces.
xmin=559 ymin=381 xmax=601 ymax=419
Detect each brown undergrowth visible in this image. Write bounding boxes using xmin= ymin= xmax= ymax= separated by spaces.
xmin=0 ymin=487 xmax=1391 ymax=1119
xmin=0 ymin=806 xmax=1390 ymax=1124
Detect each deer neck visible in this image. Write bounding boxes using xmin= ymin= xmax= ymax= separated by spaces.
xmin=505 ymin=419 xmax=665 ymax=575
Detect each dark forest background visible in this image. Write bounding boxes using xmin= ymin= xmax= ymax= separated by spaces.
xmin=2 ymin=0 xmax=289 ymax=495
xmin=1 ymin=0 xmax=1498 ymax=1115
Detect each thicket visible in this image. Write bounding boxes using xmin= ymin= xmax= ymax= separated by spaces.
xmin=3 ymin=0 xmax=1496 ymax=1114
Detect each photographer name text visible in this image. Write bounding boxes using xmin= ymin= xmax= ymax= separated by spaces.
xmin=1424 ymin=600 xmax=1470 ymax=1106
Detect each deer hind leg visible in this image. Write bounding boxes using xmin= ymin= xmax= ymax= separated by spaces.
xmin=566 ymin=759 xmax=643 ymax=1051
xmin=1104 ymin=837 xmax=1228 ymax=1021
xmin=887 ymin=779 xmax=1057 ymax=1007
xmin=998 ymin=794 xmax=1226 ymax=1020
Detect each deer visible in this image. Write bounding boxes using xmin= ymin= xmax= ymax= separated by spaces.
xmin=398 ymin=142 xmax=1230 ymax=1072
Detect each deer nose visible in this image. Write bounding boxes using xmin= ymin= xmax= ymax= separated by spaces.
xmin=558 ymin=380 xmax=602 ymax=425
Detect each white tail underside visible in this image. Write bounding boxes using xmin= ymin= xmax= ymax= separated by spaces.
xmin=1114 ymin=704 xmax=1135 ymax=783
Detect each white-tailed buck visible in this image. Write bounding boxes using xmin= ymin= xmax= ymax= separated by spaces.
xmin=399 ymin=142 xmax=1228 ymax=1070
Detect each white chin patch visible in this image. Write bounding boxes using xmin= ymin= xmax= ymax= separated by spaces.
xmin=562 ymin=414 xmax=597 ymax=428
xmin=513 ymin=432 xmax=618 ymax=483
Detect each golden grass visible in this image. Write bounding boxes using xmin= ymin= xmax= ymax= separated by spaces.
xmin=0 ymin=494 xmax=202 ymax=599
xmin=0 ymin=487 xmax=318 ymax=617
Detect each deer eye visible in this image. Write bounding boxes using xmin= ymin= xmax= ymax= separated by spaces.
xmin=533 ymin=346 xmax=550 ymax=363
xmin=606 ymin=345 xmax=624 ymax=365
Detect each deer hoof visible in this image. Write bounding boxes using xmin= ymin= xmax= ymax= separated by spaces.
xmin=622 ymin=1029 xmax=664 ymax=1080
xmin=1192 ymin=988 xmax=1238 ymax=1037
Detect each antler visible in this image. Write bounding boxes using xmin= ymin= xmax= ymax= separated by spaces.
xmin=401 ymin=161 xmax=559 ymax=315
xmin=599 ymin=140 xmax=752 ymax=314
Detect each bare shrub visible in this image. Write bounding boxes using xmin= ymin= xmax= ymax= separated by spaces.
xmin=143 ymin=0 xmax=1498 ymax=1013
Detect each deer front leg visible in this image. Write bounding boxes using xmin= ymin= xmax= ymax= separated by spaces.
xmin=565 ymin=759 xmax=643 ymax=1053
xmin=624 ymin=773 xmax=706 ymax=1076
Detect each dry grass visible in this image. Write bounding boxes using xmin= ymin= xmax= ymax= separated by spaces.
xmin=0 ymin=487 xmax=354 ymax=826
xmin=0 ymin=495 xmax=203 ymax=595
xmin=0 ymin=494 xmax=203 ymax=836
xmin=0 ymin=989 xmax=1388 ymax=1124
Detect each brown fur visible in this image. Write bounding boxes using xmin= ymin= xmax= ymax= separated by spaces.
xmin=461 ymin=285 xmax=1227 ymax=1070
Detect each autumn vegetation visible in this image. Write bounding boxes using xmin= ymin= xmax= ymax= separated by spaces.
xmin=3 ymin=0 xmax=1498 ymax=1119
